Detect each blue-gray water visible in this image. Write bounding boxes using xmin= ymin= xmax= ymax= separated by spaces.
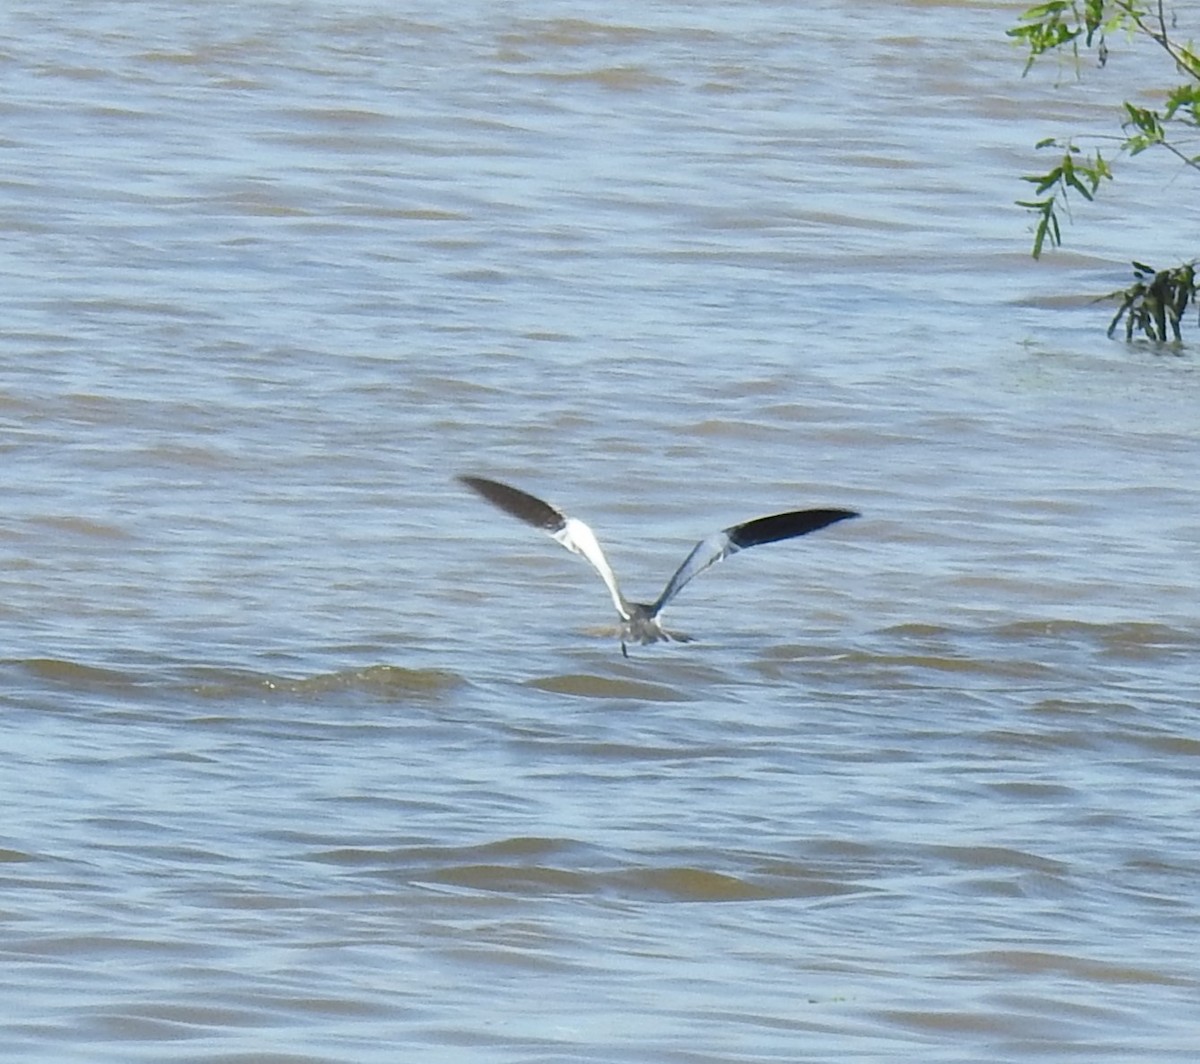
xmin=2 ymin=2 xmax=1198 ymax=1061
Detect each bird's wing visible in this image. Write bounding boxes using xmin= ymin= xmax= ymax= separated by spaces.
xmin=457 ymin=475 xmax=630 ymax=618
xmin=652 ymin=508 xmax=859 ymax=615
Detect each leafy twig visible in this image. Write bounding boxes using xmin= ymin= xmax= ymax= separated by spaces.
xmin=1104 ymin=261 xmax=1198 ymax=341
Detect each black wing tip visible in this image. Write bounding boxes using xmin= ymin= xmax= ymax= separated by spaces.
xmin=456 ymin=473 xmax=514 ymax=496
xmin=728 ymin=507 xmax=860 ymax=549
xmin=456 ymin=473 xmax=494 ymax=491
xmin=456 ymin=474 xmax=504 ymax=502
xmin=456 ymin=474 xmax=566 ymax=532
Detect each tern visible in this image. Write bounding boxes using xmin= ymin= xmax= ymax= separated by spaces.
xmin=458 ymin=475 xmax=858 ymax=656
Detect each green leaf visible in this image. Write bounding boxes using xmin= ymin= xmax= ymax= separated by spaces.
xmin=1165 ymin=83 xmax=1200 ymax=122
xmin=1033 ymin=166 xmax=1064 ymax=194
xmin=1065 ymin=172 xmax=1095 ymax=200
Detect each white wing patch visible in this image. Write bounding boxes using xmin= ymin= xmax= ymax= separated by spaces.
xmin=553 ymin=517 xmax=630 ymax=619
xmin=652 ymin=531 xmax=737 ymax=615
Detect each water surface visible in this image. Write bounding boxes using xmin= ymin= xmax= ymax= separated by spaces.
xmin=2 ymin=1 xmax=1198 ymax=1061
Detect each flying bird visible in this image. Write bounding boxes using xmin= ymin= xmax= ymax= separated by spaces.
xmin=458 ymin=475 xmax=858 ymax=656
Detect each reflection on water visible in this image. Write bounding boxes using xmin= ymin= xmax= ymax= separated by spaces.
xmin=2 ymin=0 xmax=1198 ymax=1061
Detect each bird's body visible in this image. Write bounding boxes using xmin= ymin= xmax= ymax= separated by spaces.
xmin=458 ymin=475 xmax=858 ymax=656
xmin=614 ymin=600 xmax=689 ymax=648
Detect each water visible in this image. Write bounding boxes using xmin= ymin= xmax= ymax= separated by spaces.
xmin=2 ymin=1 xmax=1198 ymax=1061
